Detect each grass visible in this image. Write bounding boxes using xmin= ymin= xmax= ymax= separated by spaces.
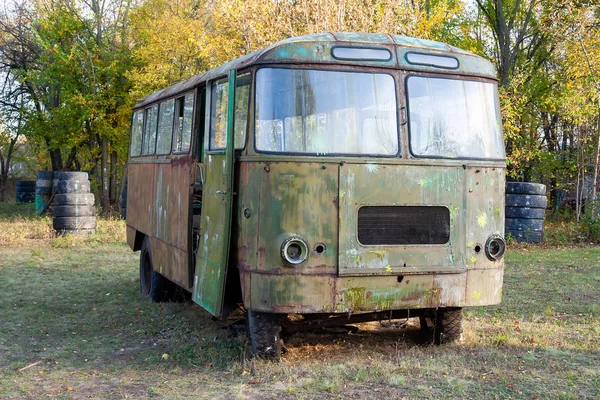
xmin=0 ymin=202 xmax=125 ymax=246
xmin=0 ymin=203 xmax=599 ymax=399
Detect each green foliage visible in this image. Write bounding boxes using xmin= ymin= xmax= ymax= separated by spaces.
xmin=581 ymin=215 xmax=600 ymax=242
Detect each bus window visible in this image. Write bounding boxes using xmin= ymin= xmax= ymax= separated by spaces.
xmin=234 ymin=74 xmax=250 ymax=149
xmin=156 ymin=98 xmax=175 ymax=155
xmin=255 ymin=68 xmax=398 ymax=156
xmin=142 ymin=104 xmax=158 ymax=155
xmin=210 ymin=78 xmax=228 ymax=150
xmin=209 ymin=75 xmax=250 ymax=150
xmin=130 ymin=109 xmax=144 ymax=157
xmin=173 ymin=93 xmax=194 ymax=153
xmin=407 ymin=76 xmax=504 ymax=159
xmin=195 ymin=87 xmax=206 ymax=162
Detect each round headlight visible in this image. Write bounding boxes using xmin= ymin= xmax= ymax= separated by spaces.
xmin=485 ymin=235 xmax=506 ymax=261
xmin=281 ymin=236 xmax=309 ymax=266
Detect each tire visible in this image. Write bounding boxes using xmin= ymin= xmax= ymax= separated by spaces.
xmin=53 ymin=205 xmax=95 ymax=217
xmin=505 ymin=218 xmax=544 ymax=232
xmin=248 ymin=310 xmax=282 ymax=359
xmin=54 ymin=193 xmax=95 ymax=206
xmin=53 ymin=216 xmax=97 ymax=230
xmin=506 ymin=230 xmax=543 ymax=243
xmin=505 ymin=182 xmax=546 ymax=195
xmin=505 ymin=207 xmax=545 ymax=219
xmin=56 ymin=228 xmax=96 ymax=236
xmin=420 ymin=308 xmax=463 ymax=344
xmin=54 ymin=171 xmax=89 ymax=181
xmin=35 ymin=187 xmax=52 ymax=195
xmin=16 ymin=180 xmax=36 ymax=188
xmin=37 ymin=171 xmax=54 ymax=180
xmin=56 ymin=179 xmax=91 ymax=194
xmin=505 ymin=194 xmax=547 ymax=209
xmin=16 ymin=192 xmax=35 ymax=203
xmin=36 ymin=179 xmax=53 ymax=188
xmin=139 ymin=237 xmax=178 ymax=303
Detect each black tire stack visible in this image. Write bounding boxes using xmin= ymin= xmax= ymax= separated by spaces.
xmin=505 ymin=182 xmax=547 ymax=243
xmin=52 ymin=171 xmax=96 ymax=235
xmin=15 ymin=180 xmax=36 ymax=203
xmin=35 ymin=171 xmax=54 ymax=215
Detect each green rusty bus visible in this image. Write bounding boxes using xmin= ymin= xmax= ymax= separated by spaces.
xmin=126 ymin=32 xmax=506 ymax=358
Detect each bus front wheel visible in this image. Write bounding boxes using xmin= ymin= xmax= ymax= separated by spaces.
xmin=139 ymin=236 xmax=173 ymax=303
xmin=420 ymin=307 xmax=463 ymax=344
xmin=248 ymin=310 xmax=282 ymax=359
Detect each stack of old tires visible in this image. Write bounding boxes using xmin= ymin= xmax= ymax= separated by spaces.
xmin=53 ymin=171 xmax=96 ymax=235
xmin=35 ymin=171 xmax=54 ymax=215
xmin=505 ymin=182 xmax=547 ymax=243
xmin=16 ymin=180 xmax=36 ymax=203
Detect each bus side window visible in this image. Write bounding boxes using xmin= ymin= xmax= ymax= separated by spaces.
xmin=195 ymin=87 xmax=206 ymax=162
xmin=209 ymin=75 xmax=251 ymax=150
xmin=156 ymin=98 xmax=175 ymax=155
xmin=173 ymin=93 xmax=194 ymax=153
xmin=234 ymin=73 xmax=251 ymax=149
xmin=142 ymin=104 xmax=158 ymax=155
xmin=209 ymin=79 xmax=229 ymax=150
xmin=130 ymin=109 xmax=144 ymax=157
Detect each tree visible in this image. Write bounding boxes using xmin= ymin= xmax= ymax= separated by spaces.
xmin=0 ymin=0 xmax=134 ymax=213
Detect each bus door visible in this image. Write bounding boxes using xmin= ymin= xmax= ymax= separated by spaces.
xmin=152 ymin=90 xmax=196 ymax=289
xmin=192 ymin=71 xmax=236 ymax=317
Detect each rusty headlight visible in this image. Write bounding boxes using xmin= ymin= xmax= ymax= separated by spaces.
xmin=485 ymin=235 xmax=506 ymax=261
xmin=281 ymin=236 xmax=309 ymax=266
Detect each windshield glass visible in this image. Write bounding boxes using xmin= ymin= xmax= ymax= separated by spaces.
xmin=407 ymin=76 xmax=505 ymax=159
xmin=255 ymin=68 xmax=398 ymax=156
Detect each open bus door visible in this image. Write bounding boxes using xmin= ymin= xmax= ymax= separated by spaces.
xmin=192 ymin=71 xmax=236 ymax=318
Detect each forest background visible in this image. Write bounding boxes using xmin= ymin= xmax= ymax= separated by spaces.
xmin=0 ymin=0 xmax=599 ymax=229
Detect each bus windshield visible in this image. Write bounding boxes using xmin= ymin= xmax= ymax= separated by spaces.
xmin=255 ymin=68 xmax=398 ymax=156
xmin=407 ymin=76 xmax=505 ymax=160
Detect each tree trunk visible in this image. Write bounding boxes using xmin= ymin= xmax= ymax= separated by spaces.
xmin=0 ymin=150 xmax=5 ymax=202
xmin=118 ymin=163 xmax=128 ymax=214
xmin=49 ymin=148 xmax=63 ymax=171
xmin=101 ymin=136 xmax=109 ymax=214
xmin=0 ymin=163 xmax=7 ymax=202
xmin=591 ymin=98 xmax=600 ymax=218
xmin=65 ymin=147 xmax=78 ymax=170
xmin=109 ymin=149 xmax=117 ymax=204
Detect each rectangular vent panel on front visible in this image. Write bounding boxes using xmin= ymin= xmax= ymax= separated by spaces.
xmin=357 ymin=206 xmax=450 ymax=245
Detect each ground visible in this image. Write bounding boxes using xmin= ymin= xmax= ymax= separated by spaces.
xmin=0 ymin=203 xmax=599 ymax=399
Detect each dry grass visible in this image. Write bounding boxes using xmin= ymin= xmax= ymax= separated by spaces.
xmin=0 ymin=203 xmax=125 ymax=246
xmin=0 ymin=204 xmax=599 ymax=399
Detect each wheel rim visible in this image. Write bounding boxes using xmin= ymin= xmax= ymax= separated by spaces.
xmin=140 ymin=249 xmax=152 ymax=296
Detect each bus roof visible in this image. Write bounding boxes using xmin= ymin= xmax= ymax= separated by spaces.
xmin=134 ymin=32 xmax=497 ymax=110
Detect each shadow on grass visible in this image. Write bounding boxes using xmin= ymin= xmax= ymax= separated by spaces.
xmin=0 ymin=252 xmax=247 ymax=375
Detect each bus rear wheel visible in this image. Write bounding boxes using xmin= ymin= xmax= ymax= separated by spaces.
xmin=420 ymin=307 xmax=463 ymax=344
xmin=139 ymin=236 xmax=174 ymax=303
xmin=248 ymin=310 xmax=282 ymax=359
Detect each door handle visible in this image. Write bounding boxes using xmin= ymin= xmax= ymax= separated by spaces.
xmin=216 ymin=190 xmax=227 ymax=194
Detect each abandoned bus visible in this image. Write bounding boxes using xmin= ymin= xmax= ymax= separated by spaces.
xmin=126 ymin=33 xmax=506 ymax=358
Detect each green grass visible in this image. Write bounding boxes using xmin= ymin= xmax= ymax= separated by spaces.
xmin=0 ymin=207 xmax=599 ymax=399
